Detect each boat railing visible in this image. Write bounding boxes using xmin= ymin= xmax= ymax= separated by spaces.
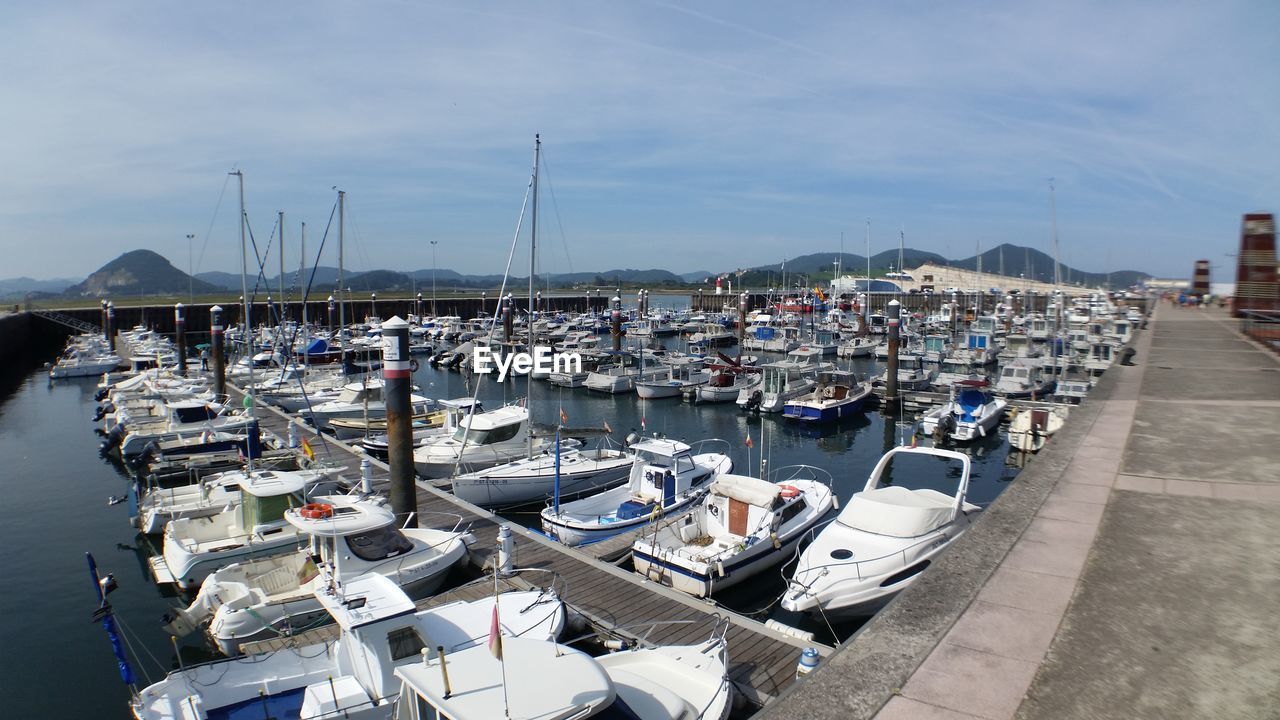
xmin=687 ymin=438 xmax=732 ymax=458
xmin=765 ymin=464 xmax=835 ymax=490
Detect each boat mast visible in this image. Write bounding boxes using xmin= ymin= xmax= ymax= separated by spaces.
xmin=338 ymin=189 xmax=346 ymax=339
xmin=232 ymin=169 xmax=253 ymax=413
xmin=865 ymin=219 xmax=871 ymax=325
xmin=300 ymin=221 xmax=308 ymax=372
xmin=278 ymin=210 xmax=286 ymax=327
xmin=528 ymin=134 xmax=540 ymax=459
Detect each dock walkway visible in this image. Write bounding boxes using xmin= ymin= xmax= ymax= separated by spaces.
xmin=758 ymin=304 xmax=1280 ymax=719
xmin=222 ymin=380 xmax=823 ymax=709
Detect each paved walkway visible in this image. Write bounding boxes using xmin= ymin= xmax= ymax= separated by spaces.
xmin=877 ymin=305 xmax=1280 ymax=720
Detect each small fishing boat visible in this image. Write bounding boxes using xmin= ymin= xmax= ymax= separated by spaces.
xmin=872 ymin=354 xmax=937 ymax=392
xmin=149 ymin=469 xmax=335 ymax=590
xmin=696 ymin=365 xmax=762 ymax=403
xmin=540 ymin=438 xmax=733 ymax=546
xmin=450 ymin=436 xmax=632 ymax=508
xmin=635 ymin=358 xmax=711 ymax=399
xmin=781 ymin=370 xmax=873 ymax=423
xmin=632 ymin=466 xmax=835 ymax=597
xmin=357 ymin=398 xmax=481 ymax=459
xmin=162 ymin=495 xmax=473 ymax=655
xmin=836 ymin=335 xmax=879 ymax=359
xmin=993 ymin=359 xmax=1056 ymax=399
xmin=737 ymin=346 xmax=833 ymax=413
xmin=782 ymin=447 xmax=980 ymax=618
xmin=1007 ymin=405 xmax=1069 ymax=452
xmin=920 ymin=379 xmax=1007 ymax=442
xmin=133 ymin=464 xmax=346 ymax=534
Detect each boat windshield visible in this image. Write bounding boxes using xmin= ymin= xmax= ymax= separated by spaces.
xmin=345 ymin=524 xmax=415 ymax=561
xmin=451 ymin=421 xmax=521 ymax=445
xmin=241 ymin=491 xmax=300 ymax=528
xmin=173 ymin=405 xmax=216 ymax=424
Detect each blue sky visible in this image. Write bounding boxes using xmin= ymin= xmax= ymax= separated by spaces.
xmin=2 ymin=1 xmax=1275 ymax=282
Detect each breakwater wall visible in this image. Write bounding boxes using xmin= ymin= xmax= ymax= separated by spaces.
xmin=689 ymin=291 xmax=1150 ymax=315
xmin=38 ymin=295 xmax=610 ymax=338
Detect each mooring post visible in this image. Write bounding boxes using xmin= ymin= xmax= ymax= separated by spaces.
xmin=502 ymin=293 xmax=513 ymax=342
xmin=381 ymin=316 xmax=415 ymax=527
xmin=175 ymin=303 xmax=187 ymax=377
xmin=327 ymin=295 xmax=335 ymax=333
xmin=100 ymin=300 xmax=109 ymax=344
xmin=611 ymin=294 xmax=622 ymax=353
xmin=738 ymin=291 xmax=747 ymax=349
xmin=210 ymin=305 xmax=226 ymax=398
xmin=886 ymin=299 xmax=900 ymax=405
xmin=106 ymin=301 xmax=115 ymax=353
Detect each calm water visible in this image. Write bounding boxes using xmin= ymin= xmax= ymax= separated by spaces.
xmin=0 ymin=344 xmax=1020 ymax=717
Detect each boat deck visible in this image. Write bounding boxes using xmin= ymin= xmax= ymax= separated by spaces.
xmin=226 ymin=381 xmax=825 ymax=709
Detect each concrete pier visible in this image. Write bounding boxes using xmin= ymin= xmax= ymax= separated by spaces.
xmin=759 ymin=304 xmax=1280 ymax=719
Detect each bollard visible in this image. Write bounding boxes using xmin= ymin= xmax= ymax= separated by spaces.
xmin=210 ymin=305 xmax=226 ymax=399
xmin=381 ymin=316 xmax=416 ymax=527
xmin=360 ymin=457 xmax=374 ymax=496
xmin=497 ymin=525 xmax=515 ymax=577
xmin=175 ymin=303 xmax=187 ymax=377
xmin=738 ymin=292 xmax=747 ymax=352
xmin=287 ymin=422 xmax=298 ymax=449
xmin=795 ymin=647 xmax=820 ymax=679
xmin=502 ymin=294 xmax=513 ymax=342
xmin=611 ymin=295 xmax=622 ymax=353
xmin=106 ymin=301 xmax=116 ymax=353
xmin=886 ymin=299 xmax=900 ymax=404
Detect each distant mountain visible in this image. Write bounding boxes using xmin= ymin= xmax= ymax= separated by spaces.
xmin=193 ymin=271 xmax=241 ymax=290
xmin=948 ymin=243 xmax=1149 ymax=288
xmin=345 ymin=270 xmax=415 ymax=292
xmin=0 ymin=276 xmax=78 ymax=299
xmin=681 ymin=270 xmax=714 ymax=283
xmin=65 ymin=250 xmax=220 ymax=298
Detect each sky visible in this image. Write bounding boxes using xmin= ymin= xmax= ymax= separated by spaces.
xmin=1 ymin=1 xmax=1276 ymax=283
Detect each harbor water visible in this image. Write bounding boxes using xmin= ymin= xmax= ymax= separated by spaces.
xmin=1 ymin=345 xmax=1020 ymax=717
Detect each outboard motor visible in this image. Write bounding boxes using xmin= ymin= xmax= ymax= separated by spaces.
xmin=94 ymin=388 xmax=109 ymax=401
xmin=100 ymin=424 xmax=126 ymax=456
xmin=745 ymin=389 xmax=764 ymax=412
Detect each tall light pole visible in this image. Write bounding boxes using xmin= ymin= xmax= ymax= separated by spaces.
xmin=186 ymin=233 xmax=195 ymax=305
xmin=430 ymin=240 xmax=438 ymax=317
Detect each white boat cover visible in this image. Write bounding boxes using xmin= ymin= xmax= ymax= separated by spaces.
xmin=840 ymin=486 xmax=955 ymax=538
xmin=711 ymin=474 xmax=779 ymax=507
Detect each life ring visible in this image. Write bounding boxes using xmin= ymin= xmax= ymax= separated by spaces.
xmin=299 ymin=503 xmax=334 ymax=520
xmin=779 ymin=485 xmax=801 ymax=499
xmin=409 ymin=358 xmax=420 ymax=372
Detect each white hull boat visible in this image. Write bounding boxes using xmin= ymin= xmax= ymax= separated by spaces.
xmin=541 ymin=438 xmax=733 ymax=546
xmin=920 ymin=380 xmax=1007 ymax=442
xmin=1008 ymin=405 xmax=1069 ymax=452
xmin=163 ymin=496 xmax=473 ymax=655
xmin=783 ymin=446 xmax=980 ymax=618
xmin=632 ymin=467 xmax=835 ymax=597
xmin=450 ymin=443 xmax=632 ymax=508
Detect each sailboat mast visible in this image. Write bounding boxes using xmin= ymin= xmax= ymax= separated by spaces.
xmin=1050 ymin=179 xmax=1061 ymax=289
xmin=233 ymin=169 xmax=253 ymax=408
xmin=528 ymin=134 xmax=540 ymax=459
xmin=278 ymin=210 xmax=285 ymax=325
xmin=338 ymin=190 xmax=346 ymax=336
xmin=300 ymin=221 xmax=308 ymax=371
xmin=865 ymin=219 xmax=871 ymax=324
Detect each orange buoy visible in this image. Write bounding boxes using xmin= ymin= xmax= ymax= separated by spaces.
xmin=779 ymin=485 xmax=801 ymax=499
xmin=299 ymin=502 xmax=334 ymax=520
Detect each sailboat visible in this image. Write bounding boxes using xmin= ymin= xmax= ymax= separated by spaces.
xmin=444 ymin=136 xmax=633 ymax=506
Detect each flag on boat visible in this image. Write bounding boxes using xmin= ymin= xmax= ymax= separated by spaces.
xmin=488 ymin=602 xmax=503 ymax=660
xmin=745 ymin=435 xmax=754 ymax=449
xmin=301 ymin=438 xmax=315 ymax=461
xmin=603 ymin=420 xmax=612 ymax=434
xmin=559 ymin=407 xmax=568 ymax=425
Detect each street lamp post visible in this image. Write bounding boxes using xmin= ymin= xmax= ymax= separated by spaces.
xmin=186 ymin=233 xmax=195 ymax=305
xmin=430 ymin=240 xmax=438 ymax=317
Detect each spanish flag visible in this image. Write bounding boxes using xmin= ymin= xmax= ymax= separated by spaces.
xmin=559 ymin=407 xmax=568 ymax=425
xmin=745 ymin=435 xmax=754 ymax=449
xmin=301 ymin=438 xmax=315 ymax=461
xmin=488 ymin=602 xmax=503 ymax=660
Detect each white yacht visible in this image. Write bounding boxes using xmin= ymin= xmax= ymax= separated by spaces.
xmin=782 ymin=447 xmax=980 ymax=618
xmin=305 ymin=380 xmax=433 ymax=432
xmin=635 ymin=358 xmax=711 ymax=399
xmin=450 ymin=438 xmax=633 ymax=508
xmin=738 ymin=346 xmax=833 ymax=413
xmin=412 ymin=405 xmax=551 ymax=478
xmin=134 ymin=465 xmax=345 ymax=535
xmin=540 ymin=438 xmax=733 ymax=546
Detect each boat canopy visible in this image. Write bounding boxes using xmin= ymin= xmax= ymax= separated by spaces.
xmin=712 ymin=474 xmax=779 ymax=508
xmin=840 ymin=486 xmax=956 ymax=537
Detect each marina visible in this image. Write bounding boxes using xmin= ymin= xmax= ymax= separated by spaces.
xmin=2 ymin=280 xmax=1157 ymax=719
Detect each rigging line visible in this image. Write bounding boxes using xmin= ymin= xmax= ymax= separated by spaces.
xmin=452 ymin=161 xmax=535 ymax=479
xmin=195 ymin=173 xmax=232 ymax=280
xmin=536 ymin=148 xmax=575 ymax=276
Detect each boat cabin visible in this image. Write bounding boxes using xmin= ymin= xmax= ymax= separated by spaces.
xmin=238 ymin=471 xmax=310 ymax=534
xmin=450 ymin=406 xmax=526 ymax=446
xmin=619 ymin=439 xmax=702 ymax=518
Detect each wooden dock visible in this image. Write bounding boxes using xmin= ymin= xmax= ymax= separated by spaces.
xmin=225 ymin=380 xmax=828 ymax=710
